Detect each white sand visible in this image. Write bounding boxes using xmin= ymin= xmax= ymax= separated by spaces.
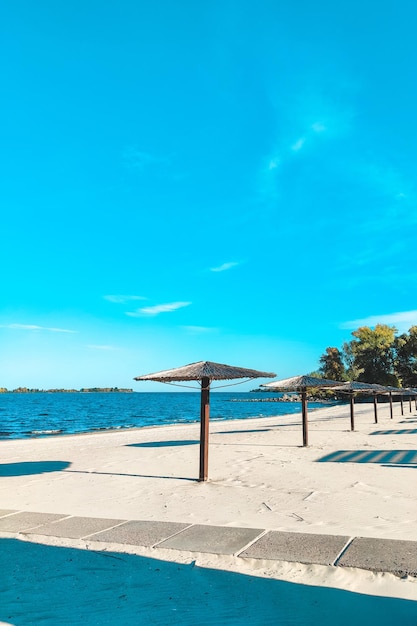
xmin=1 ymin=401 xmax=417 ymax=624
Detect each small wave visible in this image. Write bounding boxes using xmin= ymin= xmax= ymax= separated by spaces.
xmin=29 ymin=429 xmax=63 ymax=436
xmin=87 ymin=424 xmax=136 ymax=433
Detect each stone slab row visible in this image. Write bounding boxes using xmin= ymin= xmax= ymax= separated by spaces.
xmin=0 ymin=509 xmax=415 ymax=577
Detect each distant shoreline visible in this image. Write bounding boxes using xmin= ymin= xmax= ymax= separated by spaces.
xmin=0 ymin=387 xmax=134 ymax=394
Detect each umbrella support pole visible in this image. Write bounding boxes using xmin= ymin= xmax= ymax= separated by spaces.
xmin=389 ymin=392 xmax=393 ymax=420
xmin=409 ymin=396 xmax=412 ymax=413
xmin=350 ymin=395 xmax=355 ymax=431
xmin=301 ymin=389 xmax=308 ymax=446
xmin=199 ymin=377 xmax=210 ymax=481
xmin=373 ymin=395 xmax=378 ymax=424
xmin=401 ymin=396 xmax=404 ymax=416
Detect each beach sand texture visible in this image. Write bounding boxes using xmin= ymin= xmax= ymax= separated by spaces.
xmin=1 ymin=401 xmax=417 ymax=624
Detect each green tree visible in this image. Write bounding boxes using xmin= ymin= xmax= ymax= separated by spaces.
xmin=395 ymin=326 xmax=417 ymax=387
xmin=348 ymin=324 xmax=398 ymax=385
xmin=318 ymin=347 xmax=346 ymax=381
xmin=341 ymin=341 xmax=362 ymax=381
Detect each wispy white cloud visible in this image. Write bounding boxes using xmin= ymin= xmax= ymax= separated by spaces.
xmin=255 ymin=88 xmax=351 ymax=211
xmin=257 ymin=119 xmax=329 ymax=206
xmin=290 ymin=122 xmax=326 ymax=151
xmin=0 ymin=324 xmax=78 ymax=333
xmin=267 ymin=157 xmax=280 ymax=170
xmin=311 ymin=122 xmax=326 ymax=133
xmin=291 ymin=137 xmax=306 ymax=152
xmin=126 ymin=301 xmax=192 ymax=317
xmin=341 ymin=310 xmax=417 ymax=332
xmin=104 ymin=295 xmax=147 ymax=304
xmin=210 ymin=261 xmax=240 ymax=273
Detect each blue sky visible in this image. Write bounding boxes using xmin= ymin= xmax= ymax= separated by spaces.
xmin=1 ymin=0 xmax=417 ymax=390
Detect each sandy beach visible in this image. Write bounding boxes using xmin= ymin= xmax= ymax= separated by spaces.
xmin=1 ymin=401 xmax=417 ymax=624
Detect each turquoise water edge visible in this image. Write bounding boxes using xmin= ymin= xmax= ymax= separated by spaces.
xmin=0 ymin=392 xmax=335 ymax=440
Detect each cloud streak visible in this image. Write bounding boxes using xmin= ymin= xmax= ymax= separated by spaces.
xmin=0 ymin=324 xmax=78 ymax=333
xmin=210 ymin=262 xmax=239 ymax=273
xmin=257 ymin=111 xmax=332 ymax=208
xmin=126 ymin=302 xmax=191 ymax=317
xmin=291 ymin=137 xmax=306 ymax=152
xmin=341 ymin=310 xmax=417 ymax=331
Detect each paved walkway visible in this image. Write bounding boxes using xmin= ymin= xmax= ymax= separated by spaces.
xmin=1 ymin=509 xmax=416 ymax=578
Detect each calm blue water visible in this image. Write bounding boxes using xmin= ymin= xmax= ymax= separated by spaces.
xmin=0 ymin=392 xmax=333 ymax=440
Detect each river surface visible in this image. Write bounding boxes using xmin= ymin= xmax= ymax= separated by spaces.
xmin=0 ymin=392 xmax=336 ymax=439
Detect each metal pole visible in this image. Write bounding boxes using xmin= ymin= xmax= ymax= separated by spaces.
xmin=400 ymin=395 xmax=404 ymax=416
xmin=199 ymin=376 xmax=210 ymax=481
xmin=301 ymin=388 xmax=308 ymax=447
xmin=389 ymin=392 xmax=393 ymax=420
xmin=409 ymin=395 xmax=412 ymax=412
xmin=350 ymin=394 xmax=355 ymax=431
xmin=373 ymin=394 xmax=378 ymax=424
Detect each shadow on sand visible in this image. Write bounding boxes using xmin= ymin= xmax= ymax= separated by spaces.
xmin=127 ymin=440 xmax=199 ymax=448
xmin=0 ymin=461 xmax=71 ymax=477
xmin=65 ymin=468 xmax=197 ymax=482
xmin=1 ymin=538 xmax=416 ymax=626
xmin=317 ymin=450 xmax=417 ymax=466
xmin=370 ymin=429 xmax=417 ymax=435
xmin=215 ymin=429 xmax=271 ymax=434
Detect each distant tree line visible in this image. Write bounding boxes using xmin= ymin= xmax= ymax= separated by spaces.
xmin=0 ymin=387 xmax=134 ymax=393
xmin=317 ymin=324 xmax=417 ymax=387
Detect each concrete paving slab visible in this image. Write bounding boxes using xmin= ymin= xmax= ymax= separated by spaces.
xmin=240 ymin=531 xmax=350 ymax=566
xmin=90 ymin=520 xmax=190 ymax=547
xmin=337 ymin=537 xmax=417 ymax=576
xmin=158 ymin=524 xmax=264 ymax=555
xmin=24 ymin=516 xmax=124 ymax=539
xmin=0 ymin=509 xmax=17 ymax=518
xmin=0 ymin=511 xmax=68 ymax=532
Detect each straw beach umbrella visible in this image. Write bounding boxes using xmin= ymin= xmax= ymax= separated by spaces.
xmin=404 ymin=388 xmax=417 ymax=413
xmin=261 ymin=375 xmax=342 ymax=446
xmin=134 ymin=361 xmax=275 ymax=481
xmin=332 ymin=381 xmax=387 ymax=430
xmin=382 ymin=385 xmax=403 ymax=420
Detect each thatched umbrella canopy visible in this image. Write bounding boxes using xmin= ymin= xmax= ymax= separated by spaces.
xmin=407 ymin=388 xmax=417 ymax=411
xmin=380 ymin=385 xmax=403 ymax=419
xmin=134 ymin=361 xmax=275 ymax=481
xmin=401 ymin=388 xmax=417 ymax=413
xmin=381 ymin=385 xmax=417 ymax=417
xmin=261 ymin=375 xmax=343 ymax=446
xmin=332 ymin=381 xmax=387 ymax=429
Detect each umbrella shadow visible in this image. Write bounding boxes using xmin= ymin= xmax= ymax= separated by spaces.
xmin=317 ymin=450 xmax=417 ymax=466
xmin=126 ymin=440 xmax=199 ymax=448
xmin=2 ymin=538 xmax=416 ymax=625
xmin=213 ymin=442 xmax=301 ymax=448
xmin=370 ymin=429 xmax=417 ymax=435
xmin=0 ymin=461 xmax=71 ymax=477
xmin=65 ymin=469 xmax=197 ymax=482
xmin=214 ymin=429 xmax=271 ymax=434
